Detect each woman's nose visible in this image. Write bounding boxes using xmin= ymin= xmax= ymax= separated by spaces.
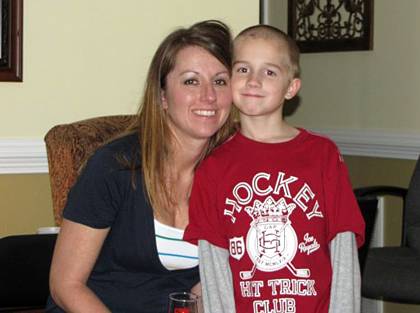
xmin=200 ymin=82 xmax=216 ymax=103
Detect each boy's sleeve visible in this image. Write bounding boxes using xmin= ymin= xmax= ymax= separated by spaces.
xmin=324 ymin=144 xmax=365 ymax=248
xmin=184 ymin=163 xmax=228 ymax=249
xmin=198 ymin=240 xmax=236 ymax=313
xmin=329 ymin=232 xmax=361 ymax=313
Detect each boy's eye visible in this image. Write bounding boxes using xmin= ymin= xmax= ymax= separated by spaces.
xmin=184 ymin=79 xmax=198 ymax=85
xmin=266 ymin=69 xmax=277 ymax=77
xmin=236 ymin=67 xmax=248 ymax=73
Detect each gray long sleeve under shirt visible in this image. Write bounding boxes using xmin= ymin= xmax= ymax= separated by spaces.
xmin=198 ymin=231 xmax=361 ymax=313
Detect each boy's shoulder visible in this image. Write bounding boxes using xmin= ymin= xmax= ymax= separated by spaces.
xmin=302 ymin=129 xmax=344 ymax=164
xmin=303 ymin=128 xmax=339 ymax=150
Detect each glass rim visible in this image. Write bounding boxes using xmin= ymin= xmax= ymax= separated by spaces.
xmin=168 ymin=291 xmax=199 ymax=303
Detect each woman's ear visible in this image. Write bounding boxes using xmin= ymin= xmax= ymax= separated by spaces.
xmin=285 ymin=78 xmax=301 ymax=100
xmin=161 ymin=89 xmax=168 ymax=109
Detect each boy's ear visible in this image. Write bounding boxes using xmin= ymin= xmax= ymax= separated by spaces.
xmin=285 ymin=78 xmax=301 ymax=100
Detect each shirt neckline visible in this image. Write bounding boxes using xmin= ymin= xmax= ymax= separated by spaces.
xmin=154 ymin=218 xmax=184 ymax=235
xmin=233 ymin=128 xmax=308 ymax=150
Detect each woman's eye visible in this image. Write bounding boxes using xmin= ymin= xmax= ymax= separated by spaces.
xmin=184 ymin=79 xmax=198 ymax=85
xmin=214 ymin=79 xmax=227 ymax=86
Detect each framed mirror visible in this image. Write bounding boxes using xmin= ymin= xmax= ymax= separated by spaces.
xmin=0 ymin=0 xmax=23 ymax=82
xmin=260 ymin=0 xmax=373 ymax=53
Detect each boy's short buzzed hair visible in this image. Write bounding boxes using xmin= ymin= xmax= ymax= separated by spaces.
xmin=235 ymin=24 xmax=300 ymax=78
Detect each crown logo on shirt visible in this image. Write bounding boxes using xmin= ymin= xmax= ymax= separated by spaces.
xmin=245 ymin=196 xmax=296 ymax=222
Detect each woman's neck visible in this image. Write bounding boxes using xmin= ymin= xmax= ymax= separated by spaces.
xmin=157 ymin=137 xmax=208 ymax=228
xmin=170 ymin=136 xmax=208 ymax=173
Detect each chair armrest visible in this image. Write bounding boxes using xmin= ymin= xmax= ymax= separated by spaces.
xmin=355 ymin=185 xmax=409 ymax=247
xmin=354 ymin=186 xmax=407 ymax=200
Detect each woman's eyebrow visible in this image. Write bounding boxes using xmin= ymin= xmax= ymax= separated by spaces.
xmin=215 ymin=70 xmax=230 ymax=76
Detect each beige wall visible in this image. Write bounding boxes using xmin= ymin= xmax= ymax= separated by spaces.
xmin=0 ymin=174 xmax=54 ymax=236
xmin=0 ymin=0 xmax=258 ymax=138
xmin=267 ymin=0 xmax=420 ymax=133
xmin=0 ymin=0 xmax=258 ymax=236
xmin=345 ymin=156 xmax=415 ymax=245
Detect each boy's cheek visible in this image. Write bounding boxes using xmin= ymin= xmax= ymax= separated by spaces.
xmin=230 ymin=76 xmax=243 ymax=88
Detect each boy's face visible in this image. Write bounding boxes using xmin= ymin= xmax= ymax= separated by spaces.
xmin=232 ymin=37 xmax=300 ymax=118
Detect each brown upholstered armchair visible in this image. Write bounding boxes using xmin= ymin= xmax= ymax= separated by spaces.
xmin=44 ymin=115 xmax=136 ymax=225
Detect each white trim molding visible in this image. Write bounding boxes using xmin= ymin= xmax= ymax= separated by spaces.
xmin=0 ymin=129 xmax=419 ymax=174
xmin=312 ymin=128 xmax=420 ymax=160
xmin=0 ymin=139 xmax=48 ymax=174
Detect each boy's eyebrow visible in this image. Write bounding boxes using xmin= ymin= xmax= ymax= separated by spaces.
xmin=264 ymin=62 xmax=283 ymax=71
xmin=233 ymin=60 xmax=284 ymax=71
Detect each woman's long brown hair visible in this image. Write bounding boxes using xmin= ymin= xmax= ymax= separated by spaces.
xmin=130 ymin=20 xmax=237 ymax=218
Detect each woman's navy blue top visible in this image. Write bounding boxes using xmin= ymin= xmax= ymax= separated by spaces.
xmin=46 ymin=133 xmax=199 ymax=313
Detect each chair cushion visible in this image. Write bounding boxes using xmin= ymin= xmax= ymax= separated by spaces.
xmin=362 ymin=246 xmax=420 ymax=303
xmin=44 ymin=115 xmax=136 ymax=225
xmin=0 ymin=234 xmax=57 ymax=310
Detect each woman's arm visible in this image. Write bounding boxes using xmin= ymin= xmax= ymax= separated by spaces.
xmin=49 ymin=219 xmax=111 ymax=313
xmin=198 ymin=240 xmax=236 ymax=313
xmin=329 ymin=231 xmax=361 ymax=313
xmin=191 ymin=282 xmax=202 ymax=297
xmin=191 ymin=283 xmax=203 ymax=313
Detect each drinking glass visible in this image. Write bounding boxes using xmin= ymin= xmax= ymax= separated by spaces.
xmin=167 ymin=292 xmax=199 ymax=313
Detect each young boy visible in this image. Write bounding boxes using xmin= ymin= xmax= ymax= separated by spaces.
xmin=185 ymin=25 xmax=365 ymax=313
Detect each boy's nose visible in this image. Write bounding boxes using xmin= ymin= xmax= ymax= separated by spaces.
xmin=246 ymin=73 xmax=262 ymax=88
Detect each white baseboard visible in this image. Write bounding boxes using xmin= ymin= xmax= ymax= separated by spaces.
xmin=0 ymin=129 xmax=419 ymax=174
xmin=0 ymin=139 xmax=48 ymax=174
xmin=312 ymin=128 xmax=420 ymax=161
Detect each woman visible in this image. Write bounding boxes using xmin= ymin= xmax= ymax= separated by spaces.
xmin=47 ymin=20 xmax=236 ymax=313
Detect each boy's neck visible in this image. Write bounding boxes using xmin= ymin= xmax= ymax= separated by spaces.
xmin=239 ymin=115 xmax=299 ymax=143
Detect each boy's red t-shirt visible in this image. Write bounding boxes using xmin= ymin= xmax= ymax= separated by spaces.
xmin=184 ymin=130 xmax=365 ymax=313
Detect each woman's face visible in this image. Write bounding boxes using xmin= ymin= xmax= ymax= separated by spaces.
xmin=161 ymin=46 xmax=232 ymax=145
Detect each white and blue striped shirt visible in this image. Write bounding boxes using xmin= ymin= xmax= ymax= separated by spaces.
xmin=154 ymin=219 xmax=199 ymax=270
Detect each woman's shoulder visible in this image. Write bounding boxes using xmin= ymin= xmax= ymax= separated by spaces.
xmin=101 ymin=132 xmax=139 ymax=153
xmin=87 ymin=132 xmax=141 ymax=171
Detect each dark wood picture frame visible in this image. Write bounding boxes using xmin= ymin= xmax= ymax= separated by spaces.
xmin=0 ymin=0 xmax=23 ymax=81
xmin=287 ymin=0 xmax=373 ymax=53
